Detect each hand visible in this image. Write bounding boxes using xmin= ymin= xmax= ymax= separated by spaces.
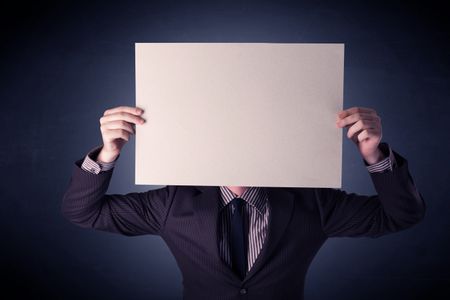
xmin=97 ymin=106 xmax=146 ymax=163
xmin=336 ymin=106 xmax=385 ymax=165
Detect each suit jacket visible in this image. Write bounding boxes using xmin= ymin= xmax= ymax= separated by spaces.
xmin=61 ymin=150 xmax=425 ymax=300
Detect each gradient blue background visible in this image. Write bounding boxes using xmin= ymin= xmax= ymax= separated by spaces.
xmin=1 ymin=0 xmax=449 ymax=299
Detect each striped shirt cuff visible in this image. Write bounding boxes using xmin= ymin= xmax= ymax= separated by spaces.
xmin=80 ymin=145 xmax=118 ymax=174
xmin=365 ymin=142 xmax=396 ymax=173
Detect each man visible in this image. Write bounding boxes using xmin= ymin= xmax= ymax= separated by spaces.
xmin=61 ymin=105 xmax=425 ymax=300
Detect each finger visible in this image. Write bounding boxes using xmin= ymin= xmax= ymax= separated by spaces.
xmin=347 ymin=120 xmax=378 ymax=139
xmin=337 ymin=112 xmax=377 ymax=128
xmin=104 ymin=106 xmax=144 ymax=116
xmin=338 ymin=106 xmax=376 ymax=118
xmin=357 ymin=128 xmax=381 ymax=143
xmin=100 ymin=112 xmax=145 ymax=125
xmin=101 ymin=120 xmax=135 ymax=135
xmin=102 ymin=128 xmax=131 ymax=142
xmin=338 ymin=107 xmax=376 ymax=119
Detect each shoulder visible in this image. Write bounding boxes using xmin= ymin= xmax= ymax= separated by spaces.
xmin=267 ymin=186 xmax=321 ymax=208
xmin=267 ymin=186 xmax=319 ymax=198
xmin=145 ymin=185 xmax=199 ymax=198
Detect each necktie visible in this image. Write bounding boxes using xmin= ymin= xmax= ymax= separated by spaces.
xmin=230 ymin=197 xmax=247 ymax=280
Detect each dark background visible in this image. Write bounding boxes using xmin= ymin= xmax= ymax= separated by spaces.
xmin=1 ymin=0 xmax=449 ymax=299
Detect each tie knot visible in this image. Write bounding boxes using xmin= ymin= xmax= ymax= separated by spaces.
xmin=231 ymin=197 xmax=245 ymax=209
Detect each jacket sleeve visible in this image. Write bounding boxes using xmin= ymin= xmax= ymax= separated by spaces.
xmin=315 ymin=150 xmax=426 ymax=238
xmin=61 ymin=158 xmax=175 ymax=236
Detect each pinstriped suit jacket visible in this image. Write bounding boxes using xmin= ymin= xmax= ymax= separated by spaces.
xmin=61 ymin=150 xmax=425 ymax=300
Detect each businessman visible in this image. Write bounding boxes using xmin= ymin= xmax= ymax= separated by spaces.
xmin=62 ymin=105 xmax=425 ymax=300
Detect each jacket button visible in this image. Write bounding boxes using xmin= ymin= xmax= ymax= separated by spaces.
xmin=240 ymin=288 xmax=247 ymax=295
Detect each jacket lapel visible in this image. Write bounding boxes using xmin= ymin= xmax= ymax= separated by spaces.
xmin=193 ymin=186 xmax=295 ymax=284
xmin=192 ymin=186 xmax=240 ymax=283
xmin=242 ymin=187 xmax=295 ymax=283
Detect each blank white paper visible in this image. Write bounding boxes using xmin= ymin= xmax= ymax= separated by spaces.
xmin=135 ymin=43 xmax=344 ymax=188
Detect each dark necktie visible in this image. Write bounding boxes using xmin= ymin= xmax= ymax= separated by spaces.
xmin=230 ymin=197 xmax=247 ymax=280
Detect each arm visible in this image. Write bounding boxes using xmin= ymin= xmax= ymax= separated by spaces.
xmin=61 ymin=146 xmax=175 ymax=236
xmin=80 ymin=144 xmax=118 ymax=174
xmin=315 ymin=145 xmax=425 ymax=238
xmin=61 ymin=106 xmax=175 ymax=236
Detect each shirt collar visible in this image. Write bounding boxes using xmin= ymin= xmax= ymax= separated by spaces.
xmin=219 ymin=186 xmax=267 ymax=214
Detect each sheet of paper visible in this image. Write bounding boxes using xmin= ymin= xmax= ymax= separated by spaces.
xmin=135 ymin=43 xmax=344 ymax=188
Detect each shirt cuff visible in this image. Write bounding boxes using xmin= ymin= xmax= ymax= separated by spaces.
xmin=80 ymin=145 xmax=118 ymax=174
xmin=364 ymin=142 xmax=396 ymax=173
